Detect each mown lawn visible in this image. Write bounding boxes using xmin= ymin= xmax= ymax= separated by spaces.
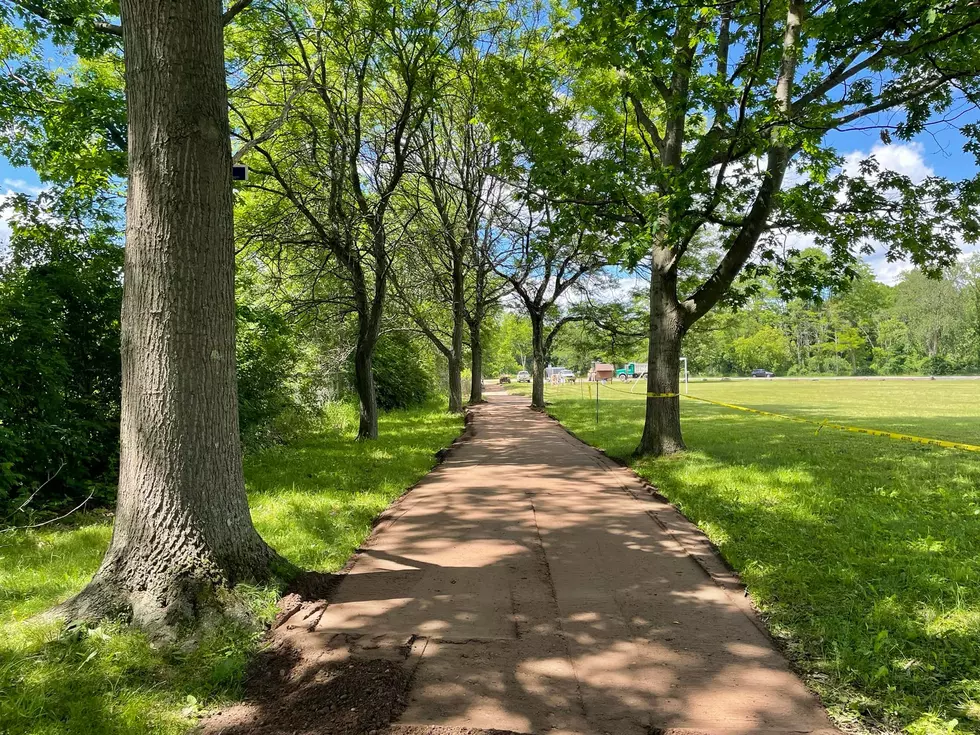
xmin=510 ymin=379 xmax=980 ymax=735
xmin=0 ymin=401 xmax=462 ymax=735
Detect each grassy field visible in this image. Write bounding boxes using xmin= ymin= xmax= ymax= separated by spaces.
xmin=509 ymin=379 xmax=980 ymax=735
xmin=0 ymin=401 xmax=463 ymax=735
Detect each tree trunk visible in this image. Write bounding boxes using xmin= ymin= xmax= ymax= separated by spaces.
xmin=530 ymin=314 xmax=546 ymax=409
xmin=354 ymin=334 xmax=379 ymax=440
xmin=468 ymin=318 xmax=483 ymax=404
xmin=56 ymin=0 xmax=287 ymax=631
xmin=448 ymin=247 xmax=465 ymax=414
xmin=637 ymin=270 xmax=686 ymax=456
xmin=447 ymin=355 xmax=463 ymax=413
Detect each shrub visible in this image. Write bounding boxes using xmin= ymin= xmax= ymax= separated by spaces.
xmin=236 ymin=304 xmax=306 ymax=448
xmin=372 ymin=334 xmax=433 ymax=411
xmin=922 ymin=354 xmax=951 ymax=376
xmin=0 ymin=217 xmax=122 ymax=516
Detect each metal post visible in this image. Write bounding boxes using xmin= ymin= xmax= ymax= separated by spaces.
xmin=595 ymin=379 xmax=600 ymax=424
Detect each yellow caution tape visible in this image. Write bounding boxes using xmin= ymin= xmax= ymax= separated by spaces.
xmin=680 ymin=394 xmax=980 ymax=452
xmin=589 ymin=380 xmax=980 ymax=453
xmin=599 ymin=383 xmax=679 ymax=398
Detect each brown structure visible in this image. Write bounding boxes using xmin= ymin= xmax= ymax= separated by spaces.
xmin=588 ymin=362 xmax=615 ymax=381
xmin=56 ymin=0 xmax=283 ymax=629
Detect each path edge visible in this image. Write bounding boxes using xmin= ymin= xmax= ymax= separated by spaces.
xmin=537 ymin=407 xmax=846 ymax=732
xmin=274 ymin=408 xmax=475 ymax=630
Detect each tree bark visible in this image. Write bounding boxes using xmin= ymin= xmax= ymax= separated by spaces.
xmin=447 ymin=355 xmax=463 ymax=414
xmin=354 ymin=333 xmax=379 ymax=440
xmin=468 ymin=317 xmax=484 ymax=404
xmin=448 ymin=244 xmax=465 ymax=414
xmin=56 ymin=0 xmax=287 ymax=631
xmin=637 ymin=267 xmax=686 ymax=456
xmin=530 ymin=313 xmax=546 ymax=409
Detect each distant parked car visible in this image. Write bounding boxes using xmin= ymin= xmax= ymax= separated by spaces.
xmin=517 ymin=370 xmax=531 ymax=383
xmin=560 ymin=369 xmax=576 ymax=383
xmin=751 ymin=368 xmax=774 ymax=378
xmin=498 ymin=374 xmax=511 ymax=384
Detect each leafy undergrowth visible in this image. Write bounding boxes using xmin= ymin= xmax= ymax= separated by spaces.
xmin=514 ymin=380 xmax=980 ymax=735
xmin=0 ymin=401 xmax=463 ymax=735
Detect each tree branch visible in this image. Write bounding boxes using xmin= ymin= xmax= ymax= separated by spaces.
xmin=625 ymin=90 xmax=665 ymax=158
xmin=12 ymin=0 xmax=122 ymax=36
xmin=223 ymin=0 xmax=254 ymax=25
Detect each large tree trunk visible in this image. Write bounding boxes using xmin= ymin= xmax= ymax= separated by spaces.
xmin=354 ymin=332 xmax=379 ymax=440
xmin=530 ymin=314 xmax=546 ymax=409
xmin=56 ymin=0 xmax=286 ymax=631
xmin=468 ymin=317 xmax=484 ymax=404
xmin=637 ymin=269 xmax=686 ymax=456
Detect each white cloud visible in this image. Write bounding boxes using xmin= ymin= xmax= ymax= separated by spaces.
xmin=840 ymin=142 xmax=959 ymax=283
xmin=864 ymin=252 xmax=912 ymax=285
xmin=587 ymin=269 xmax=645 ymax=304
xmin=0 ymin=180 xmax=53 ymax=251
xmin=843 ymin=141 xmax=935 ymax=183
xmin=2 ymin=178 xmax=45 ymax=196
xmin=0 ymin=191 xmax=12 ymax=257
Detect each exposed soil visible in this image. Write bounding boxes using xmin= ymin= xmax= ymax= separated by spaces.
xmin=201 ymin=634 xmax=412 ymax=735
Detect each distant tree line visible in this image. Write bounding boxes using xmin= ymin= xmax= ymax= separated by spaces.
xmin=479 ymin=254 xmax=980 ymax=380
xmin=683 ymin=256 xmax=980 ymax=377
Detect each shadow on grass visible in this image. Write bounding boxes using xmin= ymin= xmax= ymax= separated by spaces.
xmin=247 ymin=403 xmax=463 ymax=572
xmin=548 ymin=397 xmax=980 ymax=733
xmin=0 ymin=400 xmax=464 ymax=735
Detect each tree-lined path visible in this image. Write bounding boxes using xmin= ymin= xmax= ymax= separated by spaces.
xmin=208 ymin=390 xmax=837 ymax=735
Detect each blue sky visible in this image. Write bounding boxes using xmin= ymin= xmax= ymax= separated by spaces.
xmin=1 ymin=162 xmax=43 ymax=194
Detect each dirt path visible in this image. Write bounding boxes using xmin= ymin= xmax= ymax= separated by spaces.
xmin=206 ymin=390 xmax=838 ymax=735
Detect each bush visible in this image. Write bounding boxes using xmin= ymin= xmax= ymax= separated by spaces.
xmin=236 ymin=304 xmax=307 ymax=448
xmin=0 ymin=214 xmax=122 ymax=516
xmin=731 ymin=325 xmax=792 ymax=375
xmin=372 ymin=334 xmax=433 ymax=411
xmin=922 ymin=354 xmax=951 ymax=376
xmin=0 ymin=215 xmax=312 ymax=516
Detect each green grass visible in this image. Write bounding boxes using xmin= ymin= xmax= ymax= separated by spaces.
xmin=0 ymin=401 xmax=463 ymax=735
xmin=510 ymin=379 xmax=980 ymax=735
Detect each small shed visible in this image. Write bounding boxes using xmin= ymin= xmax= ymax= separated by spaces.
xmin=588 ymin=362 xmax=615 ymax=382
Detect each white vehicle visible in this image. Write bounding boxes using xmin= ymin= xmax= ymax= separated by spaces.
xmin=516 ymin=370 xmax=531 ymax=383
